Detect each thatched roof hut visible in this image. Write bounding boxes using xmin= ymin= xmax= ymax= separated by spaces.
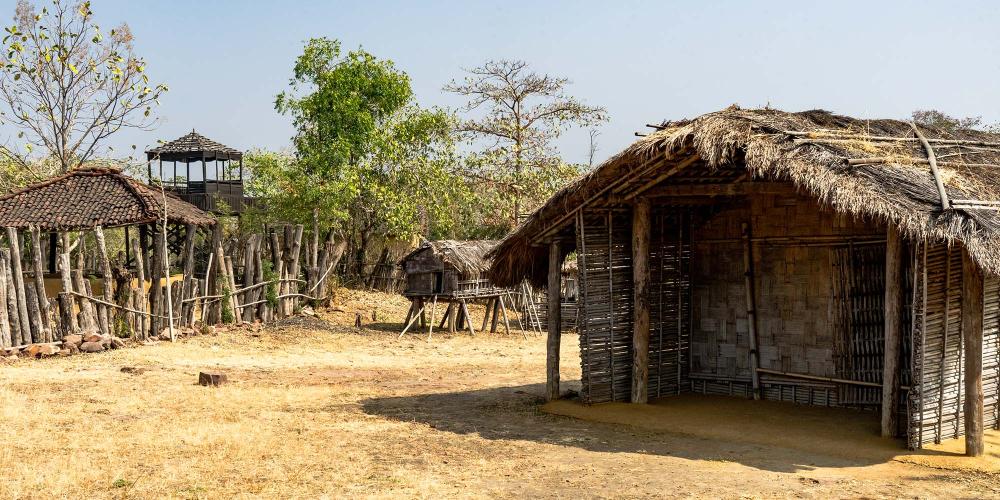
xmin=399 ymin=240 xmax=496 ymax=297
xmin=0 ymin=167 xmax=216 ymax=230
xmin=488 ymin=106 xmax=1000 ymax=455
xmin=490 ymin=107 xmax=1000 ymax=287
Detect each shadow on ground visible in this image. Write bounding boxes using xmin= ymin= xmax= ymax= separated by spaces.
xmin=362 ymin=381 xmax=975 ymax=474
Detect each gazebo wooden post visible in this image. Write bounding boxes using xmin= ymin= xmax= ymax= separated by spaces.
xmin=57 ymin=233 xmax=78 ymax=335
xmin=882 ymin=226 xmax=905 ymax=438
xmin=133 ymin=235 xmax=149 ymax=339
xmin=961 ymin=248 xmax=985 ymax=456
xmin=546 ymin=239 xmax=562 ymax=402
xmin=181 ymin=223 xmax=197 ymax=324
xmin=149 ymin=224 xmax=164 ymax=336
xmin=0 ymin=249 xmax=15 ymax=346
xmin=6 ymin=227 xmax=32 ymax=343
xmin=93 ymin=227 xmax=114 ymax=337
xmin=27 ymin=225 xmax=52 ymax=341
xmin=631 ymin=198 xmax=651 ymax=404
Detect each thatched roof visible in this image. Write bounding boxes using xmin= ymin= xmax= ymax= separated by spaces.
xmin=0 ymin=167 xmax=216 ymax=230
xmin=146 ymin=130 xmax=242 ymax=162
xmin=489 ymin=106 xmax=1000 ymax=287
xmin=399 ymin=240 xmax=497 ymax=276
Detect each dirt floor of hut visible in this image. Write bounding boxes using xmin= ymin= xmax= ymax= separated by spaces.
xmin=0 ymin=287 xmax=997 ymax=498
xmin=545 ymin=395 xmax=1000 ymax=473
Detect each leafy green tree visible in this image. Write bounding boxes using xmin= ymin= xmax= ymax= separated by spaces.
xmin=266 ymin=38 xmax=467 ymax=277
xmin=0 ymin=0 xmax=167 ymax=176
xmin=445 ymin=59 xmax=607 ymax=229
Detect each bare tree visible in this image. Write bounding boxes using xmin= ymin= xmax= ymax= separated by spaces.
xmin=445 ymin=60 xmax=606 ymax=225
xmin=0 ymin=0 xmax=167 ymax=176
xmin=587 ymin=128 xmax=600 ymax=169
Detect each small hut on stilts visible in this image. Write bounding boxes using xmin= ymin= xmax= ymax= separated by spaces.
xmin=488 ymin=106 xmax=1000 ymax=456
xmin=398 ymin=240 xmax=525 ymax=339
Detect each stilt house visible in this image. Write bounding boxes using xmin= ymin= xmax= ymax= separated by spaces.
xmin=398 ymin=240 xmax=518 ymax=337
xmin=488 ymin=107 xmax=1000 ymax=455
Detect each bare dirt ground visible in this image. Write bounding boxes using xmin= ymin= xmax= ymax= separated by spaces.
xmin=0 ymin=288 xmax=997 ymax=498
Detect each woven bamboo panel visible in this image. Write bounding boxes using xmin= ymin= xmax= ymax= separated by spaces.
xmin=576 ymin=209 xmax=635 ymax=403
xmin=648 ymin=208 xmax=692 ymax=397
xmin=908 ymin=242 xmax=1000 ymax=448
xmin=831 ymin=243 xmax=886 ymax=408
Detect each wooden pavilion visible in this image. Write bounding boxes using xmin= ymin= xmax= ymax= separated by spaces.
xmin=488 ymin=107 xmax=1000 ymax=455
xmin=146 ymin=130 xmax=249 ymax=214
xmin=0 ymin=167 xmax=216 ymax=343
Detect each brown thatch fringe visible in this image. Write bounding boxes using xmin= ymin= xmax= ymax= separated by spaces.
xmin=399 ymin=240 xmax=498 ymax=276
xmin=489 ymin=106 xmax=1000 ymax=287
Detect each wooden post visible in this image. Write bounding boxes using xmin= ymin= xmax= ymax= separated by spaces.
xmin=269 ymin=230 xmax=285 ymax=319
xmin=213 ymin=224 xmax=236 ymax=323
xmin=27 ymin=225 xmax=51 ymax=341
xmin=224 ymin=255 xmax=242 ymax=323
xmin=160 ymin=223 xmax=176 ymax=340
xmin=0 ymin=249 xmax=11 ymax=347
xmin=547 ymin=240 xmax=563 ymax=402
xmin=93 ymin=227 xmax=114 ymax=337
xmin=72 ymin=268 xmax=97 ymax=332
xmin=631 ymin=199 xmax=651 ymax=403
xmin=490 ymin=297 xmax=500 ymax=333
xmin=961 ymin=249 xmax=985 ymax=456
xmin=6 ymin=227 xmax=32 ymax=343
xmin=481 ymin=298 xmax=493 ymax=333
xmin=3 ymin=249 xmax=21 ymax=344
xmin=881 ymin=225 xmax=905 ymax=438
xmin=288 ymin=224 xmax=304 ymax=313
xmin=133 ymin=236 xmax=148 ymax=339
xmin=57 ymin=250 xmax=78 ymax=334
xmin=311 ymin=208 xmax=319 ymax=269
xmin=149 ymin=225 xmax=164 ymax=335
xmin=741 ymin=222 xmax=762 ymax=400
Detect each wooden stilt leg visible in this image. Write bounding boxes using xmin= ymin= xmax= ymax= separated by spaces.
xmin=399 ymin=305 xmax=425 ymax=338
xmin=962 ymin=249 xmax=985 ymax=456
xmin=448 ymin=301 xmax=457 ymax=334
xmin=481 ymin=299 xmax=492 ymax=333
xmin=460 ymin=299 xmax=476 ymax=337
xmin=490 ymin=297 xmax=500 ymax=333
xmin=499 ymin=294 xmax=514 ymax=337
xmin=427 ymin=295 xmax=438 ymax=340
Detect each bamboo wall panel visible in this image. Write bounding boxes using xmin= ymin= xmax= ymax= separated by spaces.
xmin=648 ymin=208 xmax=691 ymax=397
xmin=908 ymin=242 xmax=1000 ymax=448
xmin=576 ymin=209 xmax=634 ymax=403
xmin=831 ymin=243 xmax=886 ymax=408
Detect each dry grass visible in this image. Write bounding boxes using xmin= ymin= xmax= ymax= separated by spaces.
xmin=0 ymin=288 xmax=995 ymax=498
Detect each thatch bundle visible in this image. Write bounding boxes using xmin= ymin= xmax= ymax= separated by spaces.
xmin=399 ymin=240 xmax=497 ymax=276
xmin=489 ymin=106 xmax=1000 ymax=287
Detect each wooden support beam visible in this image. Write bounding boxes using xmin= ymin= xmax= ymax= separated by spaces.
xmin=640 ymin=181 xmax=799 ymax=199
xmin=631 ymin=199 xmax=651 ymax=403
xmin=881 ymin=225 xmax=905 ymax=438
xmin=27 ymin=226 xmax=51 ymax=341
xmin=546 ymin=240 xmax=562 ymax=402
xmin=6 ymin=227 xmax=31 ymax=343
xmin=961 ymin=249 xmax=985 ymax=456
xmin=741 ymin=222 xmax=761 ymax=400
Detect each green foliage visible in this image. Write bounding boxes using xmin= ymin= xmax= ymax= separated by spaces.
xmin=252 ymin=38 xmax=473 ymax=274
xmin=220 ymin=282 xmax=234 ymax=324
xmin=262 ymin=259 xmax=278 ymax=309
xmin=912 ymin=110 xmax=1000 ymax=133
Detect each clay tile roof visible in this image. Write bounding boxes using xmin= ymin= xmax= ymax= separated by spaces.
xmin=0 ymin=167 xmax=216 ymax=231
xmin=146 ymin=130 xmax=242 ymax=161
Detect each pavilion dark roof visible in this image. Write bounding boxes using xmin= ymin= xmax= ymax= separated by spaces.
xmin=146 ymin=130 xmax=242 ymax=161
xmin=0 ymin=168 xmax=216 ymax=231
xmin=489 ymin=106 xmax=1000 ymax=287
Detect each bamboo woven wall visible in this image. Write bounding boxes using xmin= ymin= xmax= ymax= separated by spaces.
xmin=908 ymin=242 xmax=1000 ymax=448
xmin=576 ymin=209 xmax=634 ymax=403
xmin=576 ymin=207 xmax=692 ymax=403
xmin=648 ymin=209 xmax=691 ymax=397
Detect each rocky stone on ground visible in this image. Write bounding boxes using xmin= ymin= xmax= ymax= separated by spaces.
xmin=24 ymin=343 xmax=60 ymax=358
xmin=198 ymin=372 xmax=228 ymax=387
xmin=78 ymin=341 xmax=105 ymax=353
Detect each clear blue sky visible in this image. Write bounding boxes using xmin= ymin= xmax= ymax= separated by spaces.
xmin=74 ymin=0 xmax=1000 ymax=165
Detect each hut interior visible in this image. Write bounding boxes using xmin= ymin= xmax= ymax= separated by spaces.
xmin=488 ymin=107 xmax=1000 ymax=455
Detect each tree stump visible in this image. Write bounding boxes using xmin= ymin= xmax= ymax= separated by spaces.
xmin=198 ymin=372 xmax=228 ymax=387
